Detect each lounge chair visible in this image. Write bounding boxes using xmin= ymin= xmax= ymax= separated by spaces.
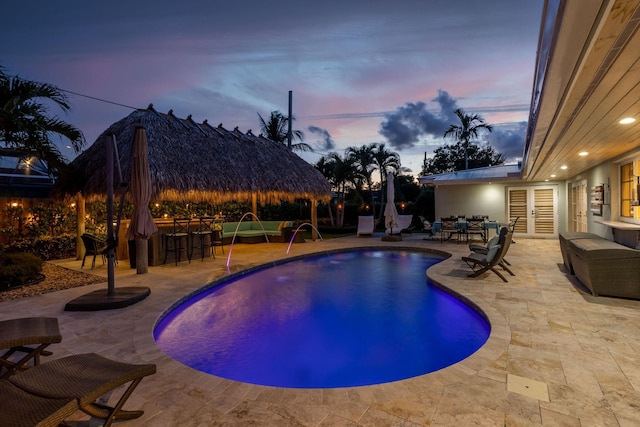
xmin=386 ymin=214 xmax=413 ymax=234
xmin=357 ymin=216 xmax=375 ymax=236
xmin=0 ymin=317 xmax=62 ymax=379
xmin=0 ymin=382 xmax=78 ymax=427
xmin=0 ymin=352 xmax=156 ymax=427
xmin=469 ymin=232 xmax=512 ymax=267
xmin=462 ymin=227 xmax=515 ymax=282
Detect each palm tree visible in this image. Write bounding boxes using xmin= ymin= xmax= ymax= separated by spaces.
xmin=258 ymin=110 xmax=312 ymax=152
xmin=346 ymin=144 xmax=376 ymax=217
xmin=0 ymin=67 xmax=85 ymax=172
xmin=316 ymin=152 xmax=357 ymax=227
xmin=443 ymin=108 xmax=493 ymax=170
xmin=371 ymin=142 xmax=400 ymax=223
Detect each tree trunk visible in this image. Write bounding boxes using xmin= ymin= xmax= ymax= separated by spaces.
xmin=75 ymin=193 xmax=85 ymax=260
xmin=368 ymin=180 xmax=376 ymax=219
xmin=378 ymin=172 xmax=386 ymax=224
xmin=327 ymin=201 xmax=335 ymax=227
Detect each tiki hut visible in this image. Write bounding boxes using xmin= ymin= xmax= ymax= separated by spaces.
xmin=60 ymin=105 xmax=331 ymax=259
xmin=69 ymin=105 xmax=331 ymax=205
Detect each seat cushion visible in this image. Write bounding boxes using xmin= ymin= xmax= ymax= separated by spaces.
xmin=486 ymin=244 xmax=501 ymax=262
xmin=558 ymin=232 xmax=601 ymax=241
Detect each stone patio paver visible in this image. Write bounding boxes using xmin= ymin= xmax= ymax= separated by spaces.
xmin=1 ymin=233 xmax=639 ymax=426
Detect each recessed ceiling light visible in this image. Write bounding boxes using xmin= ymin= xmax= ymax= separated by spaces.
xmin=579 ymin=151 xmax=589 ymax=156
xmin=560 ymin=165 xmax=568 ymax=170
xmin=620 ymin=117 xmax=636 ymax=124
xmin=550 ymin=174 xmax=556 ymax=178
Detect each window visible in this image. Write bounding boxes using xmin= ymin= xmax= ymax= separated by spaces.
xmin=620 ymin=161 xmax=639 ymax=219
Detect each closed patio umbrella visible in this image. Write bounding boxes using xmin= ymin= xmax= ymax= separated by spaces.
xmin=383 ymin=172 xmax=400 ymax=240
xmin=125 ymin=126 xmax=157 ymax=274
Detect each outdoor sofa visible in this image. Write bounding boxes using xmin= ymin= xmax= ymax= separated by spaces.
xmin=220 ymin=220 xmax=295 ymax=244
xmin=558 ymin=231 xmax=601 ymax=274
xmin=561 ymin=232 xmax=640 ymax=299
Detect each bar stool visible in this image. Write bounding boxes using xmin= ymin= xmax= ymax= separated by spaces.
xmin=212 ymin=219 xmax=225 ymax=254
xmin=163 ymin=218 xmax=191 ymax=265
xmin=190 ymin=217 xmax=215 ymax=261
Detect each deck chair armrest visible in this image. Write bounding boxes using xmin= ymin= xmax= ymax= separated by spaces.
xmin=469 ymin=244 xmax=488 ymax=254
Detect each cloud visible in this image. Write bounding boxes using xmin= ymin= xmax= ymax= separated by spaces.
xmin=379 ymin=89 xmax=459 ymax=150
xmin=486 ymin=121 xmax=527 ymax=162
xmin=379 ymin=90 xmax=527 ymax=163
xmin=307 ymin=125 xmax=335 ymax=151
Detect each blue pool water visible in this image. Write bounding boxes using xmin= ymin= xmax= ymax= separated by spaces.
xmin=154 ymin=249 xmax=490 ymax=388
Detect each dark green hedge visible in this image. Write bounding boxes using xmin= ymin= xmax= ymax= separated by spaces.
xmin=0 ymin=252 xmax=44 ymax=291
xmin=4 ymin=234 xmax=76 ymax=261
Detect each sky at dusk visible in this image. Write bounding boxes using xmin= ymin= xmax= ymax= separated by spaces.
xmin=1 ymin=0 xmax=544 ymax=175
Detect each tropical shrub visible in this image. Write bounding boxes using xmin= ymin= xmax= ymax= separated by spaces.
xmin=5 ymin=234 xmax=75 ymax=260
xmin=0 ymin=250 xmax=44 ymax=290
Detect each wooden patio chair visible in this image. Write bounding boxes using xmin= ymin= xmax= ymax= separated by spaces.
xmin=462 ymin=227 xmax=515 ymax=282
xmin=508 ymin=216 xmax=520 ymax=243
xmin=0 ymin=352 xmax=156 ymax=427
xmin=465 ymin=216 xmax=486 ymax=243
xmin=163 ymin=218 xmax=191 ymax=265
xmin=190 ymin=217 xmax=216 ymax=261
xmin=440 ymin=216 xmax=460 ymax=242
xmin=0 ymin=317 xmax=62 ymax=379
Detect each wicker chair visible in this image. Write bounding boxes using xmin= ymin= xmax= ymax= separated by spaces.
xmin=0 ymin=317 xmax=61 ymax=379
xmin=0 ymin=353 xmax=156 ymax=427
xmin=80 ymin=233 xmax=108 ymax=270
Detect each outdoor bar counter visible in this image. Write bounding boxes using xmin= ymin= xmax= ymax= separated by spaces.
xmin=116 ymin=219 xmax=221 ymax=267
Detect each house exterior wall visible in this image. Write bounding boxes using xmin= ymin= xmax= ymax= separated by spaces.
xmin=565 ymin=147 xmax=640 ymax=241
xmin=566 ymin=163 xmax=613 ymax=239
xmin=433 ymin=183 xmax=508 ymax=222
xmin=433 ymin=180 xmax=567 ymax=235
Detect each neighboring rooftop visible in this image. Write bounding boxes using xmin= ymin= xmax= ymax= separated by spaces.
xmin=0 ymin=149 xmax=54 ymax=198
xmin=418 ymin=163 xmax=522 ymax=186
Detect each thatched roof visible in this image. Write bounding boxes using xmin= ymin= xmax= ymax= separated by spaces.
xmin=65 ymin=106 xmax=331 ymax=204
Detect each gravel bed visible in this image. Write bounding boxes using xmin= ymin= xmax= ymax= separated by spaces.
xmin=0 ymin=263 xmax=105 ymax=302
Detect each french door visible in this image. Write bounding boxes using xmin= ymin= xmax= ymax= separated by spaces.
xmin=570 ymin=180 xmax=588 ymax=232
xmin=507 ymin=185 xmax=558 ymax=237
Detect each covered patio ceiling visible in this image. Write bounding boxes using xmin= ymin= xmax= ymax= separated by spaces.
xmin=523 ymin=0 xmax=640 ymax=182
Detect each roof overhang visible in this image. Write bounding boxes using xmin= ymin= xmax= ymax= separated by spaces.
xmin=522 ymin=0 xmax=640 ymax=182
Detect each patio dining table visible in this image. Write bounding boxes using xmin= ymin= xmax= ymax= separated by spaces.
xmin=430 ymin=220 xmax=502 ymax=241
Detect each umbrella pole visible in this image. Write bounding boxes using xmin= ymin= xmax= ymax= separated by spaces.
xmin=64 ymin=133 xmax=151 ymax=311
xmin=106 ymin=135 xmax=116 ymax=295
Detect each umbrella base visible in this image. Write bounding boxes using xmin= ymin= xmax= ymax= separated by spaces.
xmin=381 ymin=235 xmax=403 ymax=242
xmin=64 ymin=286 xmax=150 ymax=311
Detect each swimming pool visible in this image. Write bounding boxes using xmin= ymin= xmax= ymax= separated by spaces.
xmin=154 ymin=248 xmax=490 ymax=388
